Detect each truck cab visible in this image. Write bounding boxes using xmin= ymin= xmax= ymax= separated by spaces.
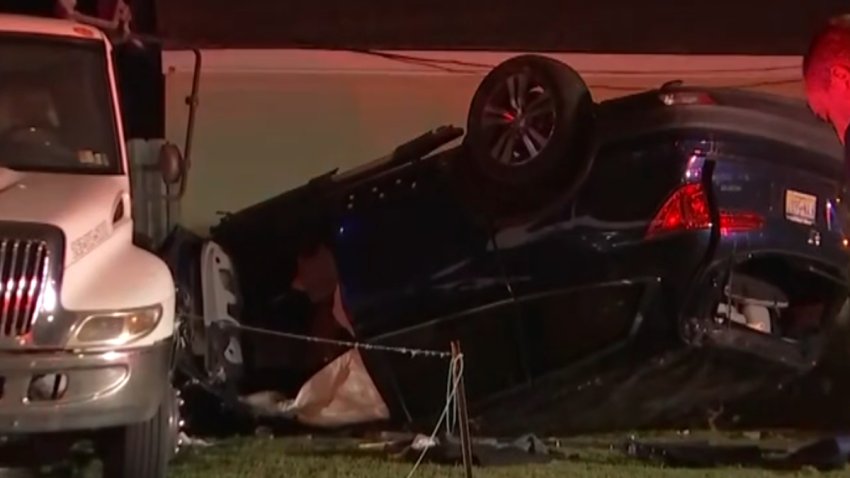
xmin=0 ymin=13 xmax=185 ymax=478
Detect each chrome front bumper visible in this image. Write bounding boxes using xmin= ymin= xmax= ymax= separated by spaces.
xmin=0 ymin=339 xmax=172 ymax=434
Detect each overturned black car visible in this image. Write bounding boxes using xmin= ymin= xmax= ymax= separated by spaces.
xmin=167 ymin=55 xmax=850 ymax=436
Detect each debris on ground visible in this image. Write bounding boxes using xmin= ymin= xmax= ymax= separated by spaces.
xmin=622 ymin=434 xmax=850 ymax=471
xmin=357 ymin=432 xmax=562 ymax=466
xmin=239 ymin=390 xmax=297 ymax=418
xmin=178 ymin=432 xmax=214 ymax=448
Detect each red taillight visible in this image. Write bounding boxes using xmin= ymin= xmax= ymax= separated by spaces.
xmin=719 ymin=211 xmax=764 ymax=234
xmin=647 ymin=183 xmax=711 ymax=238
xmin=647 ymin=183 xmax=764 ymax=238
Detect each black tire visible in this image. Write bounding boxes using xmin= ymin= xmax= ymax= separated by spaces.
xmin=100 ymin=385 xmax=180 ymax=478
xmin=460 ymin=54 xmax=596 ymax=220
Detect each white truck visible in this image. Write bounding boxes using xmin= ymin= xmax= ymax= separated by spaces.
xmin=0 ymin=13 xmax=196 ymax=478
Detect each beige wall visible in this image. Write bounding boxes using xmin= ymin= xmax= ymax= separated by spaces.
xmin=163 ymin=50 xmax=805 ymax=233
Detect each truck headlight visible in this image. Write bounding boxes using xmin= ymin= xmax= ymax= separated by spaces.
xmin=71 ymin=305 xmax=162 ymax=346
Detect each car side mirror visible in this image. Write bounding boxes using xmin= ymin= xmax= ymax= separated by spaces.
xmin=158 ymin=142 xmax=184 ymax=185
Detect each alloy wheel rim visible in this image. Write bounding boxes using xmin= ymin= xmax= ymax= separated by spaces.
xmin=480 ymin=70 xmax=557 ymax=167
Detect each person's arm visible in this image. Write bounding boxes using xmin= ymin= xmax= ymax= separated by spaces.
xmin=56 ymin=0 xmax=131 ymax=32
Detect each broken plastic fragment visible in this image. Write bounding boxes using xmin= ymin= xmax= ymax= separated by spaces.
xmin=411 ymin=434 xmax=439 ymax=451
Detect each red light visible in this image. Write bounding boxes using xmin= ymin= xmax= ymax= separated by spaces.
xmin=647 ymin=183 xmax=711 ymax=238
xmin=647 ymin=183 xmax=764 ymax=238
xmin=719 ymin=211 xmax=764 ymax=234
xmin=72 ymin=26 xmax=96 ymax=38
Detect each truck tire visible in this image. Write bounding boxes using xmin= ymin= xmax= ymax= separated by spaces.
xmin=100 ymin=385 xmax=181 ymax=478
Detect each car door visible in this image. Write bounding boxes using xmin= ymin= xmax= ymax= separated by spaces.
xmin=329 ymin=153 xmax=529 ymax=421
xmin=489 ymin=135 xmax=688 ymax=380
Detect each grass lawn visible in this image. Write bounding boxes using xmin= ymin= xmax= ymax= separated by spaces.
xmin=167 ymin=432 xmax=850 ymax=478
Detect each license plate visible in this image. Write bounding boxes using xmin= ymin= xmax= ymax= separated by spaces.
xmin=785 ymin=189 xmax=817 ymax=225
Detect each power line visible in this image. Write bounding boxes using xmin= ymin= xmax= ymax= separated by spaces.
xmin=347 ymin=48 xmax=802 ymax=76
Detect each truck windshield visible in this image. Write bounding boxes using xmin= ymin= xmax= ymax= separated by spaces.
xmin=0 ymin=34 xmax=121 ymax=174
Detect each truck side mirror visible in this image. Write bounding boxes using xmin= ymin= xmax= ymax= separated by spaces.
xmin=158 ymin=142 xmax=184 ymax=185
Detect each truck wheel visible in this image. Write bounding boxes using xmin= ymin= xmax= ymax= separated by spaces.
xmin=100 ymin=385 xmax=182 ymax=478
xmin=460 ymin=54 xmax=597 ymax=221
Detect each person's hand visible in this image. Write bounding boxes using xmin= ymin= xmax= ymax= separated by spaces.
xmin=117 ymin=2 xmax=133 ymax=23
xmin=112 ymin=1 xmax=133 ymax=40
xmin=55 ymin=0 xmax=77 ymax=18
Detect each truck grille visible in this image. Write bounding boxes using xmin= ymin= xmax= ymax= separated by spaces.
xmin=0 ymin=239 xmax=49 ymax=337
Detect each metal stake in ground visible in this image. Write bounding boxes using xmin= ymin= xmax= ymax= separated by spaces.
xmin=451 ymin=341 xmax=474 ymax=478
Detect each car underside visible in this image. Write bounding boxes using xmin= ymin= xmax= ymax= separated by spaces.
xmin=165 ymin=55 xmax=850 ymax=436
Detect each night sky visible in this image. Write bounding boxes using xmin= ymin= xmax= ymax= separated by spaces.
xmin=0 ymin=0 xmax=846 ymax=54
xmin=154 ymin=0 xmax=849 ymax=54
